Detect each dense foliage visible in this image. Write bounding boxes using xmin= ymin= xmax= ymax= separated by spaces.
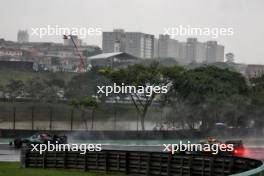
xmin=0 ymin=63 xmax=264 ymax=130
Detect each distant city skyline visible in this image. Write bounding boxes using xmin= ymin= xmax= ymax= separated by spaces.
xmin=0 ymin=0 xmax=263 ymax=64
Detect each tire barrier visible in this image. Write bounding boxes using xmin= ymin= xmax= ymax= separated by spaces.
xmin=20 ymin=148 xmax=263 ymax=176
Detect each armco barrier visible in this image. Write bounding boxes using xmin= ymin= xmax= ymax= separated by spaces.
xmin=20 ymin=148 xmax=263 ymax=176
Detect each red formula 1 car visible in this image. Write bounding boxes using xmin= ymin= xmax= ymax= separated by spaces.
xmin=197 ymin=137 xmax=245 ymax=156
xmin=225 ymin=140 xmax=245 ymax=156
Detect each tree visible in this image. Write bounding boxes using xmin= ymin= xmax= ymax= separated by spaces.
xmin=69 ymin=96 xmax=98 ymax=130
xmin=65 ymin=67 xmax=110 ymax=101
xmin=43 ymin=77 xmax=66 ymax=103
xmin=41 ymin=85 xmax=61 ymax=103
xmin=223 ymin=94 xmax=251 ymax=128
xmin=24 ymin=78 xmax=46 ymax=101
xmin=173 ymin=66 xmax=248 ymax=103
xmin=249 ymin=75 xmax=264 ymax=129
xmin=99 ymin=62 xmax=183 ymax=130
xmin=80 ymin=96 xmax=98 ymax=130
xmin=5 ymin=79 xmax=25 ymax=102
xmin=168 ymin=66 xmax=249 ymax=129
xmin=45 ymin=77 xmax=66 ymax=89
xmin=23 ymin=77 xmax=64 ymax=102
xmin=69 ymin=98 xmax=79 ymax=130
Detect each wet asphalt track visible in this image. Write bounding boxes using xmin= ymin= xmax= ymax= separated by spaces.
xmin=0 ymin=144 xmax=264 ymax=162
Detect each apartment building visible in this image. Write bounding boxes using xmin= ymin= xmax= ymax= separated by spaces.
xmin=103 ymin=29 xmax=154 ymax=59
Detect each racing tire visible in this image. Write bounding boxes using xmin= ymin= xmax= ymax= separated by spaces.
xmin=14 ymin=139 xmax=23 ymax=148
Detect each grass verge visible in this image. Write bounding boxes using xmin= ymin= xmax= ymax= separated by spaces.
xmin=0 ymin=162 xmax=124 ymax=176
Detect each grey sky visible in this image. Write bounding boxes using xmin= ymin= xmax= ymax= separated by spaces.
xmin=0 ymin=0 xmax=263 ymax=64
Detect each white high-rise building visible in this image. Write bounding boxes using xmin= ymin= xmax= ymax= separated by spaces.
xmin=185 ymin=38 xmax=207 ymax=63
xmin=154 ymin=36 xmax=224 ymax=64
xmin=206 ymin=41 xmax=224 ymax=63
xmin=157 ymin=35 xmax=179 ymax=58
xmin=103 ymin=29 xmax=154 ymax=59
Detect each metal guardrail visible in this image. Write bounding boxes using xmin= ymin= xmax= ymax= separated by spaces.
xmin=20 ymin=148 xmax=263 ymax=176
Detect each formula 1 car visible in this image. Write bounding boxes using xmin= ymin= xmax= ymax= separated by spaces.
xmin=197 ymin=137 xmax=245 ymax=156
xmin=225 ymin=140 xmax=245 ymax=156
xmin=9 ymin=133 xmax=68 ymax=148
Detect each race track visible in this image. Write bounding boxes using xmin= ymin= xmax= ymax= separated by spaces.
xmin=0 ymin=144 xmax=264 ymax=162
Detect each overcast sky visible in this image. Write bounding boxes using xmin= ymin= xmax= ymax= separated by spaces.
xmin=0 ymin=0 xmax=263 ymax=64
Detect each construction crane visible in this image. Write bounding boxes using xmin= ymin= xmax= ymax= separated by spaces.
xmin=63 ymin=35 xmax=86 ymax=73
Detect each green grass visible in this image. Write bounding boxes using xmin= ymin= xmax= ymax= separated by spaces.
xmin=0 ymin=102 xmax=162 ymax=121
xmin=0 ymin=162 xmax=124 ymax=176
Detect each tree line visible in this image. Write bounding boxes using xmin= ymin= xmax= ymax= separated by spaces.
xmin=1 ymin=61 xmax=264 ymax=131
xmin=98 ymin=62 xmax=264 ymax=131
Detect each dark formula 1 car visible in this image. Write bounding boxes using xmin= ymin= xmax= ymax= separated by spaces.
xmin=10 ymin=133 xmax=67 ymax=148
